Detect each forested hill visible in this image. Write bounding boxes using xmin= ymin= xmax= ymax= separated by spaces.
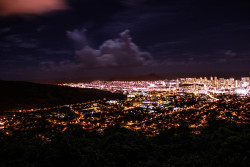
xmin=0 ymin=120 xmax=249 ymax=166
xmin=0 ymin=80 xmax=125 ymax=112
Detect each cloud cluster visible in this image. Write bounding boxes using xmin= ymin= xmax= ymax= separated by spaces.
xmin=41 ymin=29 xmax=153 ymax=74
xmin=0 ymin=0 xmax=68 ymax=16
xmin=66 ymin=28 xmax=88 ymax=48
xmin=38 ymin=29 xmax=154 ymax=81
xmin=74 ymin=30 xmax=152 ymax=68
xmin=66 ymin=28 xmax=87 ymax=45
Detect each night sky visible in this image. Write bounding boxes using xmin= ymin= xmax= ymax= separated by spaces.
xmin=0 ymin=0 xmax=250 ymax=83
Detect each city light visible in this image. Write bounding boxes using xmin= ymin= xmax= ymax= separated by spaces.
xmin=1 ymin=76 xmax=249 ymax=135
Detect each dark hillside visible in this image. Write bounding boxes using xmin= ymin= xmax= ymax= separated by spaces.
xmin=0 ymin=80 xmax=125 ymax=112
xmin=0 ymin=120 xmax=249 ymax=167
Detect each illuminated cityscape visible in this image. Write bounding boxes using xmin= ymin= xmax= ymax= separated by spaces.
xmin=62 ymin=77 xmax=250 ymax=96
xmin=1 ymin=77 xmax=249 ymax=137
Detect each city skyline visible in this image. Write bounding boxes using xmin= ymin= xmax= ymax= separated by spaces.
xmin=1 ymin=76 xmax=249 ymax=135
xmin=62 ymin=76 xmax=250 ymax=96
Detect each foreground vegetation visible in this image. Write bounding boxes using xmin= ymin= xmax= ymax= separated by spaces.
xmin=0 ymin=120 xmax=249 ymax=167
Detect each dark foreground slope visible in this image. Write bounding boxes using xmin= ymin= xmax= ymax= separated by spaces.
xmin=0 ymin=120 xmax=249 ymax=167
xmin=0 ymin=80 xmax=125 ymax=112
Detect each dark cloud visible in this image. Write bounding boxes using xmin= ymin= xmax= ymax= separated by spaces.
xmin=74 ymin=30 xmax=152 ymax=68
xmin=3 ymin=34 xmax=38 ymax=48
xmin=66 ymin=28 xmax=88 ymax=48
xmin=0 ymin=27 xmax=11 ymax=34
xmin=39 ymin=48 xmax=72 ymax=55
xmin=158 ymin=49 xmax=250 ymax=67
xmin=41 ymin=30 xmax=153 ymax=73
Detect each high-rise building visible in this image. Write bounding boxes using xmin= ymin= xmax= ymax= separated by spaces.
xmin=176 ymin=79 xmax=179 ymax=89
